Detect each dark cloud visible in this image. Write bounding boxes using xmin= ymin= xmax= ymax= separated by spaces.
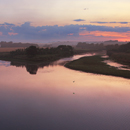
xmin=97 ymin=22 xmax=108 ymax=24
xmin=91 ymin=22 xmax=108 ymax=24
xmin=4 ymin=22 xmax=15 ymax=26
xmin=119 ymin=22 xmax=128 ymax=24
xmin=73 ymin=19 xmax=86 ymax=22
xmin=9 ymin=23 xmax=80 ymax=41
xmin=0 ymin=22 xmax=15 ymax=26
xmin=0 ymin=24 xmax=14 ymax=35
xmin=81 ymin=24 xmax=130 ymax=32
xmin=91 ymin=21 xmax=129 ymax=24
xmin=109 ymin=22 xmax=117 ymax=23
xmin=0 ymin=22 xmax=130 ymax=42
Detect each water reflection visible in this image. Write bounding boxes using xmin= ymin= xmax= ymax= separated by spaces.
xmin=103 ymin=59 xmax=130 ymax=71
xmin=0 ymin=54 xmax=130 ymax=130
xmin=5 ymin=53 xmax=96 ymax=75
xmin=0 ymin=52 xmax=130 ymax=75
xmin=101 ymin=55 xmax=130 ymax=71
xmin=50 ymin=53 xmax=95 ymax=65
xmin=0 ymin=63 xmax=130 ymax=130
xmin=0 ymin=60 xmax=10 ymax=67
xmin=11 ymin=61 xmax=51 ymax=74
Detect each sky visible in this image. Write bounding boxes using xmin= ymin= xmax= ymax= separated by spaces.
xmin=0 ymin=0 xmax=130 ymax=43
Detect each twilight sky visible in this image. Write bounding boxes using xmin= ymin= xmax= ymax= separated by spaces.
xmin=0 ymin=0 xmax=130 ymax=43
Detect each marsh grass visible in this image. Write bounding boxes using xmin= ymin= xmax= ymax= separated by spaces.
xmin=65 ymin=55 xmax=130 ymax=79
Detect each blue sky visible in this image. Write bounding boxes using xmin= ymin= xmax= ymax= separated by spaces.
xmin=0 ymin=0 xmax=130 ymax=43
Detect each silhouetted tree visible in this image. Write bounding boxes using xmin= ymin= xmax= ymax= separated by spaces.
xmin=57 ymin=45 xmax=73 ymax=56
xmin=118 ymin=42 xmax=130 ymax=53
xmin=25 ymin=46 xmax=38 ymax=56
xmin=26 ymin=64 xmax=38 ymax=74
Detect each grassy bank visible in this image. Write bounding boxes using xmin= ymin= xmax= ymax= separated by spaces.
xmin=108 ymin=52 xmax=130 ymax=66
xmin=106 ymin=42 xmax=130 ymax=66
xmin=65 ymin=55 xmax=130 ymax=79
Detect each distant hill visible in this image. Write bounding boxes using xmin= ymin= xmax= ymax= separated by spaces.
xmin=0 ymin=41 xmax=38 ymax=48
xmin=43 ymin=41 xmax=78 ymax=48
xmin=42 ymin=40 xmax=129 ymax=48
xmin=103 ymin=40 xmax=127 ymax=45
xmin=76 ymin=42 xmax=105 ymax=50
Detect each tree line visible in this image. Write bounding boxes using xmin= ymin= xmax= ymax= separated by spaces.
xmin=76 ymin=42 xmax=105 ymax=50
xmin=10 ymin=45 xmax=74 ymax=57
xmin=0 ymin=41 xmax=38 ymax=48
xmin=106 ymin=42 xmax=130 ymax=65
xmin=106 ymin=42 xmax=130 ymax=56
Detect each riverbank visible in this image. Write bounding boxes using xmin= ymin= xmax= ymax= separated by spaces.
xmin=65 ymin=55 xmax=130 ymax=79
xmin=0 ymin=45 xmax=74 ymax=64
xmin=106 ymin=42 xmax=130 ymax=66
xmin=107 ymin=52 xmax=130 ymax=66
xmin=0 ymin=52 xmax=61 ymax=62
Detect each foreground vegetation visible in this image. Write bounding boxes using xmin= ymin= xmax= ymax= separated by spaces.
xmin=65 ymin=55 xmax=130 ymax=79
xmin=0 ymin=45 xmax=73 ymax=63
xmin=106 ymin=42 xmax=130 ymax=66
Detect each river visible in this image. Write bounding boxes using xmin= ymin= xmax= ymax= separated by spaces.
xmin=0 ymin=53 xmax=130 ymax=130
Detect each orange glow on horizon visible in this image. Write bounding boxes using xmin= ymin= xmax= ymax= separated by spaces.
xmin=118 ymin=39 xmax=130 ymax=42
xmin=79 ymin=30 xmax=130 ymax=41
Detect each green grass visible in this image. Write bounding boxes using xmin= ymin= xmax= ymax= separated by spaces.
xmin=65 ymin=55 xmax=130 ymax=79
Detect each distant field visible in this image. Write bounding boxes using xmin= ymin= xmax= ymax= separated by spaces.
xmin=0 ymin=47 xmax=25 ymax=52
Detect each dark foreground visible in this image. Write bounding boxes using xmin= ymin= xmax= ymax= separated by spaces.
xmin=65 ymin=55 xmax=130 ymax=79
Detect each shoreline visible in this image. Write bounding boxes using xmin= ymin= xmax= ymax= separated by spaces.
xmin=65 ymin=55 xmax=130 ymax=79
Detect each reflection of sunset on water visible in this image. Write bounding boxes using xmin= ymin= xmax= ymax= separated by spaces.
xmin=0 ymin=61 xmax=130 ymax=100
xmin=0 ymin=57 xmax=130 ymax=129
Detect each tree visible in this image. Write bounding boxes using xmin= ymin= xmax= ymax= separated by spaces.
xmin=25 ymin=46 xmax=38 ymax=56
xmin=57 ymin=45 xmax=73 ymax=56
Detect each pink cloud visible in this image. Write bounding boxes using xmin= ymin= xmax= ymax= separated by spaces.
xmin=8 ymin=32 xmax=18 ymax=36
xmin=79 ymin=30 xmax=130 ymax=41
xmin=79 ymin=30 xmax=130 ymax=37
xmin=68 ymin=33 xmax=74 ymax=36
xmin=0 ymin=32 xmax=2 ymax=35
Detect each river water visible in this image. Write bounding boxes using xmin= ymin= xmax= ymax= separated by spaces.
xmin=0 ymin=53 xmax=130 ymax=130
